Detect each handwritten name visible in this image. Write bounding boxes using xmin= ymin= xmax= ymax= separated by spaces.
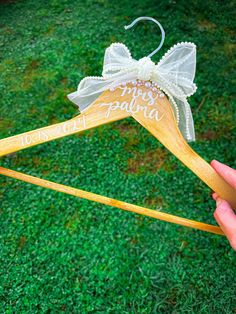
xmin=99 ymin=85 xmax=164 ymax=121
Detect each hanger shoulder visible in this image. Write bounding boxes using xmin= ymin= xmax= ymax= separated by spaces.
xmin=1 ymin=83 xmax=235 ymax=208
xmin=132 ymin=88 xmax=236 ymax=210
xmin=0 ymin=89 xmax=131 ymax=157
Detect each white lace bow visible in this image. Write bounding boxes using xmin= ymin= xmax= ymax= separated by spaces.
xmin=68 ymin=42 xmax=197 ymax=141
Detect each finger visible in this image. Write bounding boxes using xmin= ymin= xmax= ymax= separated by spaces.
xmin=214 ymin=198 xmax=236 ymax=250
xmin=212 ymin=192 xmax=218 ymax=200
xmin=211 ymin=160 xmax=236 ymax=189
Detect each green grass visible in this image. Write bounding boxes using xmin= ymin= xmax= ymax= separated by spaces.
xmin=0 ymin=0 xmax=236 ymax=312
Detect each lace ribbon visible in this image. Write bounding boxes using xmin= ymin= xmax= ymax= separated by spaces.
xmin=68 ymin=42 xmax=197 ymax=141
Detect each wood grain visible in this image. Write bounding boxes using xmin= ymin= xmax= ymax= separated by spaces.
xmin=0 ymin=88 xmax=131 ymax=157
xmin=0 ymin=166 xmax=224 ymax=236
xmin=0 ymin=83 xmax=235 ymax=218
xmin=131 ymin=89 xmax=236 ymax=209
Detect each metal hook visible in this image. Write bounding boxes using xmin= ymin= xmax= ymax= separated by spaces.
xmin=124 ymin=16 xmax=165 ymax=58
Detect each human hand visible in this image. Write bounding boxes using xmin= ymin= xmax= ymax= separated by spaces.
xmin=211 ymin=160 xmax=236 ymax=250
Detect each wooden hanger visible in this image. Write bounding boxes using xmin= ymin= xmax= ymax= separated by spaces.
xmin=1 ymin=15 xmax=235 ymax=236
xmin=0 ymin=84 xmax=235 ymax=236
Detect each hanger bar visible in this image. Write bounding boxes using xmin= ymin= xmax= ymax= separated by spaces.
xmin=0 ymin=166 xmax=224 ymax=236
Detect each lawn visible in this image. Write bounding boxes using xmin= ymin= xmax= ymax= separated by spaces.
xmin=0 ymin=0 xmax=236 ymax=313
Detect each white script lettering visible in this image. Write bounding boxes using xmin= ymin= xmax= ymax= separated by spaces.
xmin=99 ymin=85 xmax=164 ymax=122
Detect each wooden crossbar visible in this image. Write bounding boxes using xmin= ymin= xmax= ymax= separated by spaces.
xmin=0 ymin=167 xmax=224 ymax=236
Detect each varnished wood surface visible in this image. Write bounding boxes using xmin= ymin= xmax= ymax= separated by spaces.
xmin=0 ymin=166 xmax=224 ymax=236
xmin=0 ymin=83 xmax=235 ymax=230
xmin=0 ymin=88 xmax=131 ymax=157
xmin=132 ymin=91 xmax=236 ymax=209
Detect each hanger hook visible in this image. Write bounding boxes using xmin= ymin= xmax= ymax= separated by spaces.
xmin=124 ymin=16 xmax=165 ymax=58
